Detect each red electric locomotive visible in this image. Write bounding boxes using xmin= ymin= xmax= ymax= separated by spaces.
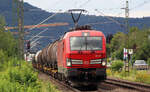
xmin=57 ymin=28 xmax=106 ymax=86
xmin=32 ymin=9 xmax=107 ymax=87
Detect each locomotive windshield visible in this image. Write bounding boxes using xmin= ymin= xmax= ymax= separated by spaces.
xmin=70 ymin=37 xmax=102 ymax=51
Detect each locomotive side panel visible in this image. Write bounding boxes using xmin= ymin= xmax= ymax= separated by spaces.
xmin=57 ymin=40 xmax=65 ymax=73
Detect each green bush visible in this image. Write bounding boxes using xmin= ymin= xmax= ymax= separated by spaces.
xmin=0 ymin=60 xmax=59 ymax=92
xmin=8 ymin=62 xmax=38 ymax=87
xmin=111 ymin=60 xmax=124 ymax=72
xmin=0 ymin=62 xmax=41 ymax=92
xmin=0 ymin=49 xmax=8 ymax=70
xmin=147 ymin=58 xmax=150 ymax=66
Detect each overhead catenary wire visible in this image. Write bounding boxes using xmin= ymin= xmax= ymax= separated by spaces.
xmin=25 ymin=1 xmax=68 ymax=50
xmin=26 ymin=8 xmax=67 ymax=44
xmin=26 ymin=10 xmax=62 ymax=32
xmin=26 ymin=10 xmax=68 ymax=49
xmin=78 ymin=0 xmax=92 ymax=8
xmin=31 ymin=38 xmax=41 ymax=48
xmin=27 ymin=28 xmax=49 ymax=50
xmin=86 ymin=21 xmax=115 ymax=26
xmin=130 ymin=0 xmax=150 ymax=11
xmin=27 ymin=35 xmax=53 ymax=38
xmin=94 ymin=9 xmax=125 ymax=27
xmin=29 ymin=28 xmax=54 ymax=49
xmin=29 ymin=28 xmax=49 ymax=41
xmin=27 ymin=10 xmax=68 ymax=39
xmin=31 ymin=37 xmax=55 ymax=49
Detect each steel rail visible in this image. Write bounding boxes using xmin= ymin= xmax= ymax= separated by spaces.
xmin=105 ymin=77 xmax=150 ymax=92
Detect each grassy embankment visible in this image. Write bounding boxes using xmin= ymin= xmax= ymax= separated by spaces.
xmin=0 ymin=57 xmax=59 ymax=92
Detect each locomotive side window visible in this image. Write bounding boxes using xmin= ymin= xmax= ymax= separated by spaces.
xmin=70 ymin=37 xmax=102 ymax=51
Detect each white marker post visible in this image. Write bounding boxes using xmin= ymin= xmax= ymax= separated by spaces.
xmin=123 ymin=48 xmax=128 ymax=60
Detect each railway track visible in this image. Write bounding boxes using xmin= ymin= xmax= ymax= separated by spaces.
xmin=49 ymin=75 xmax=81 ymax=92
xmin=38 ymin=71 xmax=106 ymax=92
xmin=38 ymin=71 xmax=81 ymax=92
xmin=103 ymin=77 xmax=150 ymax=92
xmin=38 ymin=71 xmax=150 ymax=92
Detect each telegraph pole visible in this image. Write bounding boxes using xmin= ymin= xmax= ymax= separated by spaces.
xmin=122 ymin=0 xmax=130 ymax=74
xmin=17 ymin=0 xmax=24 ymax=59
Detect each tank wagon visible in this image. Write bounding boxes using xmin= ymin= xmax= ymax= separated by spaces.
xmin=32 ymin=27 xmax=107 ymax=86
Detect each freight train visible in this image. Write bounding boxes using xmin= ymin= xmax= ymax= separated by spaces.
xmin=32 ymin=25 xmax=107 ymax=87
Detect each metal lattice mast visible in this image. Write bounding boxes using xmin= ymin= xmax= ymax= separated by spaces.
xmin=17 ymin=0 xmax=24 ymax=59
xmin=122 ymin=0 xmax=130 ymax=74
xmin=12 ymin=0 xmax=18 ymax=27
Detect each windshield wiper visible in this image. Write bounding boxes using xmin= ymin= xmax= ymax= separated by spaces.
xmin=87 ymin=43 xmax=95 ymax=53
xmin=78 ymin=38 xmax=84 ymax=54
xmin=78 ymin=44 xmax=83 ymax=54
xmin=86 ymin=38 xmax=95 ymax=53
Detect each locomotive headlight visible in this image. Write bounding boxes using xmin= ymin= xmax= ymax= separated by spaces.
xmin=102 ymin=61 xmax=106 ymax=66
xmin=90 ymin=59 xmax=102 ymax=64
xmin=71 ymin=59 xmax=83 ymax=64
xmin=66 ymin=58 xmax=72 ymax=67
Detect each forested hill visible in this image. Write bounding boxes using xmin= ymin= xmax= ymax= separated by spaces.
xmin=0 ymin=0 xmax=150 ymax=48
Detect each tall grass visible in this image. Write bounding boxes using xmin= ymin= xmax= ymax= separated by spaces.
xmin=107 ymin=68 xmax=150 ymax=84
xmin=135 ymin=71 xmax=150 ymax=84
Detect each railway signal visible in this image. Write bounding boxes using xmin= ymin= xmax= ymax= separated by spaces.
xmin=26 ymin=40 xmax=30 ymax=52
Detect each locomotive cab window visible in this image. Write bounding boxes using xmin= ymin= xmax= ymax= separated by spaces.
xmin=70 ymin=37 xmax=102 ymax=51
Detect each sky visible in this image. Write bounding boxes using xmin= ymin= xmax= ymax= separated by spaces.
xmin=24 ymin=0 xmax=150 ymax=18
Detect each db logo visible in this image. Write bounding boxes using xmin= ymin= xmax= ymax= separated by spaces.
xmin=84 ymin=61 xmax=89 ymax=64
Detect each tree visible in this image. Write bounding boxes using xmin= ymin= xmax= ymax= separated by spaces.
xmin=135 ymin=29 xmax=150 ymax=61
xmin=110 ymin=32 xmax=126 ymax=60
xmin=0 ymin=15 xmax=18 ymax=57
xmin=109 ymin=27 xmax=150 ymax=61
